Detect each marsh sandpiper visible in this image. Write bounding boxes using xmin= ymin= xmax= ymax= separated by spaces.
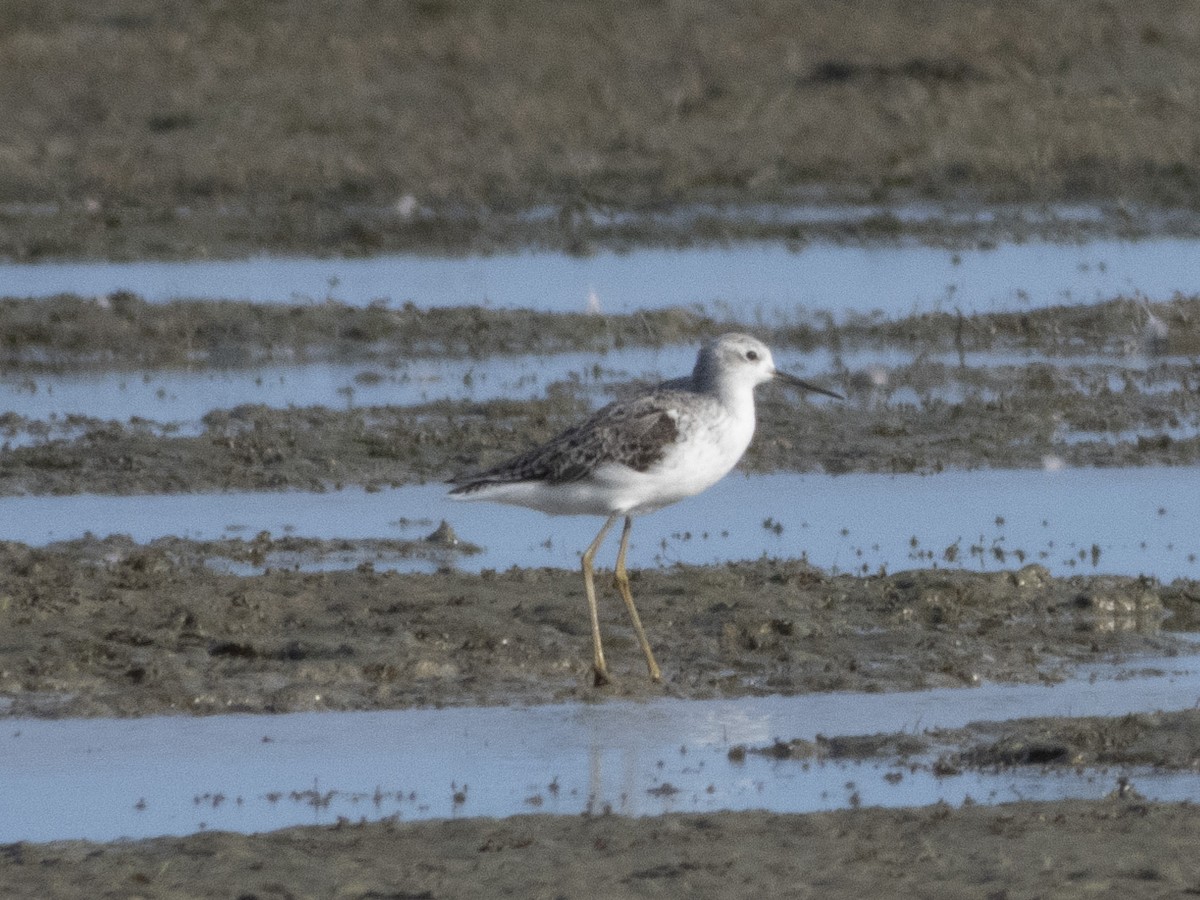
xmin=449 ymin=333 xmax=841 ymax=685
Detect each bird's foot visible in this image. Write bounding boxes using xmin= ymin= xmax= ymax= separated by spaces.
xmin=592 ymin=665 xmax=611 ymax=687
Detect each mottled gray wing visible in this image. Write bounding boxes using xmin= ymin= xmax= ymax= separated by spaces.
xmin=450 ymin=392 xmax=682 ymax=490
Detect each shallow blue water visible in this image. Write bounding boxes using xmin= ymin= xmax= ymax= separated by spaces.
xmin=3 ymin=652 xmax=1198 ymax=842
xmin=5 ymin=344 xmax=1186 ymax=426
xmin=3 ymin=466 xmax=1197 ymax=580
xmin=5 ymin=237 xmax=1198 ymax=316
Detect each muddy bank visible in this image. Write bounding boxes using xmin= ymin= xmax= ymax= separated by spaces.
xmin=4 ymin=294 xmax=1199 ymax=372
xmin=4 ymin=798 xmax=1199 ymax=899
xmin=0 ymin=538 xmax=1189 ymax=718
xmin=7 ymin=2 xmax=1200 ymax=259
xmin=741 ymin=707 xmax=1200 ymax=772
xmin=940 ymin=708 xmax=1200 ymax=771
xmin=0 ymin=297 xmax=723 ymax=371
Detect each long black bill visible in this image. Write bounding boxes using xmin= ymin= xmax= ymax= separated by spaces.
xmin=773 ymin=369 xmax=844 ymax=400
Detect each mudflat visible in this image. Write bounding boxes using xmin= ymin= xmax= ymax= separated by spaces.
xmin=5 ymin=3 xmax=1200 ymax=897
xmin=0 ymin=540 xmax=1187 ymax=717
xmin=6 ymin=800 xmax=1200 ymax=899
xmin=5 ymin=1 xmax=1200 ymax=260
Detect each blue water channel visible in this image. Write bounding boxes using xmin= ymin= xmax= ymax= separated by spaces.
xmin=4 ymin=652 xmax=1199 ymax=842
xmin=5 ymin=237 xmax=1200 ymax=316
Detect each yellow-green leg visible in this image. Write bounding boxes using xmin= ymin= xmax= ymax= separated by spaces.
xmin=582 ymin=513 xmax=619 ymax=686
xmin=613 ymin=515 xmax=663 ymax=682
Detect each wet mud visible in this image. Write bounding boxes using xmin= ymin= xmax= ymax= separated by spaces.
xmin=5 ymin=798 xmax=1200 ymax=900
xmin=5 ymin=293 xmax=1199 ymax=372
xmin=0 ymin=538 xmax=1190 ymax=718
xmin=741 ymin=707 xmax=1200 ymax=772
xmin=3 ymin=537 xmax=1199 ymax=891
xmin=940 ymin=708 xmax=1200 ymax=771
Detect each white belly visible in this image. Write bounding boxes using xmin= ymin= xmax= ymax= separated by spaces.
xmin=453 ymin=394 xmax=757 ymax=517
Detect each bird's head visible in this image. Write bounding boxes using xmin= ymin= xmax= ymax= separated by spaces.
xmin=699 ymin=333 xmax=842 ymax=399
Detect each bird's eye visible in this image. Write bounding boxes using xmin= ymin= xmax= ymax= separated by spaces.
xmin=746 ymin=350 xmax=759 ymax=361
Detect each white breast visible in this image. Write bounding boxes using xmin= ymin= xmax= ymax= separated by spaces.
xmin=615 ymin=398 xmax=756 ymax=515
